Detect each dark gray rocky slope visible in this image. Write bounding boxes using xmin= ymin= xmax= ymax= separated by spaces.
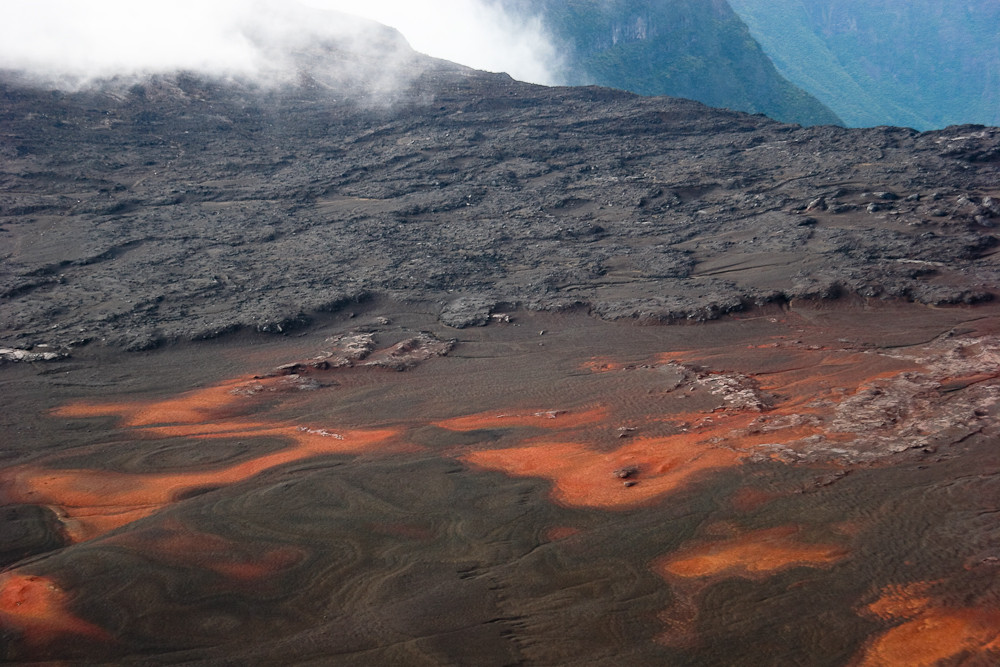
xmin=1 ymin=57 xmax=999 ymax=351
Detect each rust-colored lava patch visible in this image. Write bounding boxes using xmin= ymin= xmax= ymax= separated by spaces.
xmin=52 ymin=375 xmax=266 ymax=428
xmin=545 ymin=526 xmax=582 ymax=542
xmin=5 ymin=309 xmax=1000 ymax=662
xmin=729 ymin=486 xmax=781 ymax=513
xmin=656 ymin=525 xmax=846 ymax=580
xmin=1 ymin=426 xmax=401 ymax=542
xmin=459 ymin=400 xmax=832 ymax=510
xmin=857 ymin=583 xmax=1000 ymax=666
xmin=103 ymin=519 xmax=306 ymax=583
xmin=580 ymin=356 xmax=627 ymax=373
xmin=4 ymin=346 xmax=425 ymax=543
xmin=22 ymin=315 xmax=999 ymax=539
xmin=653 ymin=524 xmax=848 ymax=649
xmin=0 ymin=573 xmax=110 ymax=646
xmin=457 ymin=330 xmax=1000 ymax=512
xmin=462 ymin=427 xmax=748 ymax=510
xmin=434 ymin=406 xmax=607 ymax=433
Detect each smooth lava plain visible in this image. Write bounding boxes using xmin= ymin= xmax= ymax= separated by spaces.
xmin=2 ymin=300 xmax=1000 ymax=665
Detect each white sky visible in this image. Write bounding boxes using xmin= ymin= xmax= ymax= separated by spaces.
xmin=0 ymin=0 xmax=560 ymax=86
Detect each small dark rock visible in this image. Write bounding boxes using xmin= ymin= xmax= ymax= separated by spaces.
xmin=614 ymin=465 xmax=639 ymax=479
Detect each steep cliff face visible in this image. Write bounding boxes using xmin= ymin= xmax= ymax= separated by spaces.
xmin=497 ymin=0 xmax=842 ymax=127
xmin=728 ymin=0 xmax=1000 ymax=129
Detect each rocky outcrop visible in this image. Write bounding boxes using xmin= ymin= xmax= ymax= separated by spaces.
xmin=439 ymin=297 xmax=497 ymax=329
xmin=0 ymin=346 xmax=67 ymax=362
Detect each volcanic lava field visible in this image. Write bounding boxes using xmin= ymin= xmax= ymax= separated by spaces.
xmin=3 ymin=53 xmax=1000 ymax=665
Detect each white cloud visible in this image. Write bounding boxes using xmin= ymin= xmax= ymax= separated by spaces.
xmin=0 ymin=0 xmax=560 ymax=87
xmin=302 ymin=0 xmax=562 ymax=84
xmin=0 ymin=1 xmax=263 ymax=79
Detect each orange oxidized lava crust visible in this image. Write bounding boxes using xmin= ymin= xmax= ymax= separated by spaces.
xmin=0 ymin=573 xmax=111 ymax=646
xmin=652 ymin=523 xmax=849 ymax=649
xmin=6 ymin=315 xmax=1000 ymax=660
xmin=103 ymin=519 xmax=306 ymax=582
xmin=2 ymin=373 xmax=403 ymax=543
xmin=433 ymin=406 xmax=608 ymax=432
xmin=857 ymin=583 xmax=1000 ymax=666
xmin=1 ymin=426 xmax=401 ymax=543
xmin=452 ymin=337 xmax=959 ymax=511
xmin=655 ymin=525 xmax=847 ymax=580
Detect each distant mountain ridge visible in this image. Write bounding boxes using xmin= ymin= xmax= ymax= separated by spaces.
xmin=496 ymin=0 xmax=842 ymax=127
xmin=728 ymin=0 xmax=1000 ymax=130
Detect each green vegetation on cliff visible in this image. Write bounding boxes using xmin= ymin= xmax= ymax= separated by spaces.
xmin=498 ymin=0 xmax=842 ymax=126
xmin=728 ymin=0 xmax=1000 ymax=129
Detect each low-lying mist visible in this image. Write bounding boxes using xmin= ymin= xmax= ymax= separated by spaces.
xmin=0 ymin=0 xmax=561 ymax=91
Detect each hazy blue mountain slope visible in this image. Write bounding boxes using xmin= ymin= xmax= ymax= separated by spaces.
xmin=497 ymin=0 xmax=841 ymax=126
xmin=728 ymin=0 xmax=1000 ymax=129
